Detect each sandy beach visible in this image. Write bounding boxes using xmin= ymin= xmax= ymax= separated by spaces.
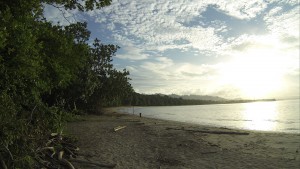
xmin=65 ymin=108 xmax=300 ymax=169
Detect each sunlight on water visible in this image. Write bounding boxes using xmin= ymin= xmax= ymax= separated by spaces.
xmin=119 ymin=100 xmax=299 ymax=133
xmin=242 ymin=102 xmax=278 ymax=131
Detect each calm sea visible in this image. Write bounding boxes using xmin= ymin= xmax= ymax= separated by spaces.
xmin=118 ymin=99 xmax=300 ymax=133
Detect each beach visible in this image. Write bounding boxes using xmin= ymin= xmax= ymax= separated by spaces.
xmin=66 ymin=108 xmax=300 ymax=169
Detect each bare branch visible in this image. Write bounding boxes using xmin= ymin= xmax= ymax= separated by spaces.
xmin=49 ymin=4 xmax=76 ymax=25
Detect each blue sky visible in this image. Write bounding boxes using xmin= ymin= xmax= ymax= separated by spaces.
xmin=44 ymin=0 xmax=299 ymax=99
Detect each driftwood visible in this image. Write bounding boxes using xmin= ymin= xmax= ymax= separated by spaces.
xmin=166 ymin=127 xmax=249 ymax=135
xmin=114 ymin=126 xmax=126 ymax=132
xmin=70 ymin=159 xmax=116 ymax=168
xmin=36 ymin=133 xmax=80 ymax=169
xmin=35 ymin=132 xmax=117 ymax=168
xmin=58 ymin=151 xmax=75 ymax=169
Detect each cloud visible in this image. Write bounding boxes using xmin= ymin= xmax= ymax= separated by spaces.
xmin=116 ymin=45 xmax=149 ymax=60
xmin=85 ymin=0 xmax=283 ymax=57
xmin=86 ymin=0 xmax=285 ymax=57
xmin=140 ymin=57 xmax=174 ymax=75
xmin=268 ymin=6 xmax=282 ymax=16
xmin=216 ymin=0 xmax=268 ymax=19
xmin=112 ymin=33 xmax=150 ymax=60
xmin=264 ymin=5 xmax=299 ymax=37
xmin=129 ymin=59 xmax=224 ymax=95
xmin=281 ymin=36 xmax=299 ymax=44
xmin=175 ymin=63 xmax=219 ymax=79
xmin=89 ymin=0 xmax=224 ymax=52
xmin=227 ymin=31 xmax=299 ymax=60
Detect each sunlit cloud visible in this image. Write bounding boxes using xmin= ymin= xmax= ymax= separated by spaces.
xmin=116 ymin=45 xmax=149 ymax=60
xmin=216 ymin=0 xmax=268 ymax=19
xmin=264 ymin=5 xmax=299 ymax=37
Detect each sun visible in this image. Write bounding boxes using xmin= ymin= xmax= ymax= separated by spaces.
xmin=220 ymin=48 xmax=285 ymax=99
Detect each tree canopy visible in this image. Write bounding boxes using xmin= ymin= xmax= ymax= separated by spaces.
xmin=0 ymin=0 xmax=133 ymax=168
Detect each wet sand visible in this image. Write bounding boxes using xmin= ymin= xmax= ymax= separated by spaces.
xmin=66 ymin=108 xmax=300 ymax=169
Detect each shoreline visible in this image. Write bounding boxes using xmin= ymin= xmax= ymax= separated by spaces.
xmin=66 ymin=108 xmax=300 ymax=169
xmin=114 ymin=106 xmax=300 ymax=135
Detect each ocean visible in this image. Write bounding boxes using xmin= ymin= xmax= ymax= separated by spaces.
xmin=118 ymin=99 xmax=300 ymax=133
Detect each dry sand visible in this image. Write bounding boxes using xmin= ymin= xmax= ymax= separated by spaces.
xmin=65 ymin=108 xmax=300 ymax=169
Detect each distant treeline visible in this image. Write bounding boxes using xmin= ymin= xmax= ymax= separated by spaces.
xmin=122 ymin=93 xmax=276 ymax=106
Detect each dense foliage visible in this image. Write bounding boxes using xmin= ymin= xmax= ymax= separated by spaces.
xmin=128 ymin=93 xmax=219 ymax=106
xmin=0 ymin=0 xmax=132 ymax=168
xmin=128 ymin=93 xmax=276 ymax=106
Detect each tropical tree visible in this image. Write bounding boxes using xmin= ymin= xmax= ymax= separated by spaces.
xmin=0 ymin=0 xmax=133 ymax=167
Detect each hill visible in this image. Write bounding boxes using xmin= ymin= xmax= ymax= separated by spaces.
xmin=169 ymin=94 xmax=227 ymax=101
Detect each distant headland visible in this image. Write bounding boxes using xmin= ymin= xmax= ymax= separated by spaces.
xmin=124 ymin=93 xmax=276 ymax=106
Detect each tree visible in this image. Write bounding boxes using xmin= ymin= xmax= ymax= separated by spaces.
xmin=0 ymin=0 xmax=134 ymax=168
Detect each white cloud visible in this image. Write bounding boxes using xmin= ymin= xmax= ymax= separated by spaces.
xmin=116 ymin=45 xmax=149 ymax=60
xmin=216 ymin=0 xmax=268 ymax=19
xmin=90 ymin=0 xmax=223 ymax=52
xmin=175 ymin=63 xmax=219 ymax=79
xmin=228 ymin=34 xmax=298 ymax=70
xmin=264 ymin=5 xmax=300 ymax=37
xmin=125 ymin=66 xmax=137 ymax=72
xmin=266 ymin=0 xmax=299 ymax=6
xmin=268 ymin=6 xmax=282 ymax=16
xmin=131 ymin=59 xmax=225 ymax=95
xmin=112 ymin=34 xmax=149 ymax=60
xmin=141 ymin=57 xmax=173 ymax=74
xmin=87 ymin=0 xmax=274 ymax=55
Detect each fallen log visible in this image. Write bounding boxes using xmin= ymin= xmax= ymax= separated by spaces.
xmin=166 ymin=127 xmax=249 ymax=135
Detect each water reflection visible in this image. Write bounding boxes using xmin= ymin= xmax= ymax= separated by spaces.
xmin=242 ymin=102 xmax=278 ymax=131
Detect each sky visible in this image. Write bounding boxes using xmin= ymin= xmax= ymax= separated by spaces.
xmin=44 ymin=0 xmax=299 ymax=99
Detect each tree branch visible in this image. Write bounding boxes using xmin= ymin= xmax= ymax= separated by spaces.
xmin=49 ymin=4 xmax=75 ymax=24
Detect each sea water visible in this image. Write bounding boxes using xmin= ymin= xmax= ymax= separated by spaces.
xmin=118 ymin=99 xmax=300 ymax=133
